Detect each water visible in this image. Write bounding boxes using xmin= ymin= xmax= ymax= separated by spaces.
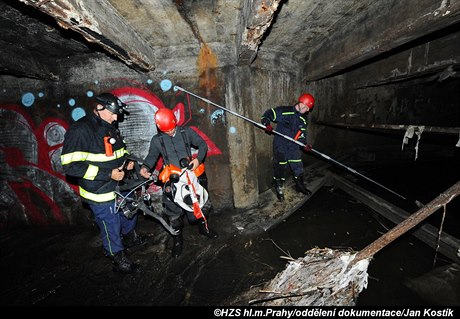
xmin=265 ymin=157 xmax=459 ymax=306
xmin=0 ymin=160 xmax=458 ymax=306
xmin=267 ymin=186 xmax=442 ymax=306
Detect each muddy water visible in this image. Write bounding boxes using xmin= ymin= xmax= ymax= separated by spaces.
xmin=229 ymin=158 xmax=460 ymax=306
xmin=267 ymin=186 xmax=442 ymax=306
xmin=264 ymin=158 xmax=459 ymax=306
xmin=1 ymin=160 xmax=458 ymax=306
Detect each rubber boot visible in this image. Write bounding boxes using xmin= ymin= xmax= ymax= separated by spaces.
xmin=112 ymin=250 xmax=134 ymax=274
xmin=294 ymin=175 xmax=312 ymax=196
xmin=122 ymin=229 xmax=145 ymax=248
xmin=172 ymin=233 xmax=184 ymax=258
xmin=273 ymin=178 xmax=285 ymax=201
xmin=198 ymin=219 xmax=218 ymax=239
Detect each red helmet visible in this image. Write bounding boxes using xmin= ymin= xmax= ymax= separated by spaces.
xmin=155 ymin=108 xmax=177 ymax=132
xmin=298 ymin=93 xmax=315 ymax=109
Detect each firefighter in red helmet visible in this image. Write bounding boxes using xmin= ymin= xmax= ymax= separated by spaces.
xmin=154 ymin=107 xmax=177 ymax=132
xmin=260 ymin=93 xmax=315 ymax=201
xmin=140 ymin=108 xmax=218 ymax=258
xmin=298 ymin=93 xmax=315 ymax=109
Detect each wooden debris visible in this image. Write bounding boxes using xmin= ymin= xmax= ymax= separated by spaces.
xmin=249 ymin=181 xmax=460 ymax=306
xmin=250 ymin=248 xmax=368 ymax=306
xmin=353 ymin=180 xmax=460 ymax=265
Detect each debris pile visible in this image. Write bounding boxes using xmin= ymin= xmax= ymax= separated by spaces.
xmin=250 ymin=248 xmax=369 ymax=306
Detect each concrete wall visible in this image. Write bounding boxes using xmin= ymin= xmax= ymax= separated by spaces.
xmin=0 ymin=38 xmax=307 ymax=228
xmin=0 ymin=53 xmax=236 ymax=228
xmin=224 ymin=66 xmax=300 ymax=208
xmin=309 ymin=29 xmax=460 ymax=160
xmin=1 ymin=26 xmax=458 ymax=228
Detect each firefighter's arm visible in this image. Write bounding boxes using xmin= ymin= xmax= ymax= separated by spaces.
xmin=297 ymin=117 xmax=312 ymax=152
xmin=140 ymin=137 xmax=161 ymax=178
xmin=188 ymin=128 xmax=208 ymax=164
xmin=61 ymin=128 xmax=112 ymax=182
xmin=261 ymin=108 xmax=277 ymax=133
xmin=61 ymin=127 xmax=111 ymax=181
xmin=261 ymin=107 xmax=276 ymax=124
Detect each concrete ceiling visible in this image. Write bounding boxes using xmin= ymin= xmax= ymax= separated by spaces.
xmin=1 ymin=0 xmax=460 ymax=81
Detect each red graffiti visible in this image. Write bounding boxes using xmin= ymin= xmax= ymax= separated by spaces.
xmin=1 ymin=86 xmax=223 ymax=228
xmin=0 ymin=104 xmax=73 ymax=228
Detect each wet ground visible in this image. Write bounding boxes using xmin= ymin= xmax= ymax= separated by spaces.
xmin=266 ymin=186 xmax=457 ymax=306
xmin=1 ymin=159 xmax=459 ymax=306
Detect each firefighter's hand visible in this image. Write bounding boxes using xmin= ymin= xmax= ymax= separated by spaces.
xmin=189 ymin=158 xmax=199 ymax=171
xmin=303 ymin=144 xmax=313 ymax=152
xmin=150 ymin=172 xmax=158 ymax=182
xmin=140 ymin=166 xmax=151 ymax=179
xmin=126 ymin=161 xmax=135 ymax=170
xmin=264 ymin=124 xmax=273 ymax=134
xmin=111 ymin=168 xmax=125 ymax=181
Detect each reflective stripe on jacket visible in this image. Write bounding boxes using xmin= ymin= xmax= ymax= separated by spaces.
xmin=261 ymin=105 xmax=308 ymax=145
xmin=60 ymin=113 xmax=128 ymax=204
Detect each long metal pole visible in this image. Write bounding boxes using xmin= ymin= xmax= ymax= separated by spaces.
xmin=174 ymin=85 xmax=417 ymax=204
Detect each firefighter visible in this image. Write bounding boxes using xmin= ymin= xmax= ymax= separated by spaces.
xmin=261 ymin=93 xmax=315 ymax=201
xmin=61 ymin=93 xmax=142 ymax=274
xmin=140 ymin=108 xmax=218 ymax=258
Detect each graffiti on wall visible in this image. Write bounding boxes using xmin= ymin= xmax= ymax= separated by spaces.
xmin=0 ymin=104 xmax=80 ymax=228
xmin=0 ymin=81 xmax=222 ymax=228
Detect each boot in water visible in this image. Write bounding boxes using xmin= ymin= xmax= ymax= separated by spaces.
xmin=294 ymin=175 xmax=312 ymax=196
xmin=273 ymin=178 xmax=285 ymax=201
xmin=198 ymin=219 xmax=218 ymax=239
xmin=112 ymin=250 xmax=134 ymax=274
xmin=122 ymin=229 xmax=146 ymax=248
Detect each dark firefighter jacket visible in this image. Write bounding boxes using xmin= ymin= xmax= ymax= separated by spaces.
xmin=261 ymin=105 xmax=308 ymax=147
xmin=60 ymin=112 xmax=128 ymax=205
xmin=143 ymin=126 xmax=208 ymax=170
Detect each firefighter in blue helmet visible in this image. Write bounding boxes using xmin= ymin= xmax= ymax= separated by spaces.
xmin=261 ymin=93 xmax=315 ymax=201
xmin=61 ymin=93 xmax=143 ymax=274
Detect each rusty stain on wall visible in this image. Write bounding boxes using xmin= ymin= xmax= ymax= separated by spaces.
xmin=172 ymin=0 xmax=218 ymax=91
xmin=198 ymin=43 xmax=218 ymax=91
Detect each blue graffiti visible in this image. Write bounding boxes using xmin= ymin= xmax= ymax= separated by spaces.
xmin=72 ymin=107 xmax=86 ymax=121
xmin=21 ymin=92 xmax=35 ymax=107
xmin=86 ymin=90 xmax=94 ymax=97
xmin=38 ymin=92 xmax=44 ymax=98
xmin=211 ymin=109 xmax=225 ymax=125
xmin=160 ymin=79 xmax=172 ymax=92
xmin=68 ymin=98 xmax=76 ymax=106
xmin=147 ymin=79 xmax=153 ymax=85
xmin=229 ymin=127 xmax=236 ymax=134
